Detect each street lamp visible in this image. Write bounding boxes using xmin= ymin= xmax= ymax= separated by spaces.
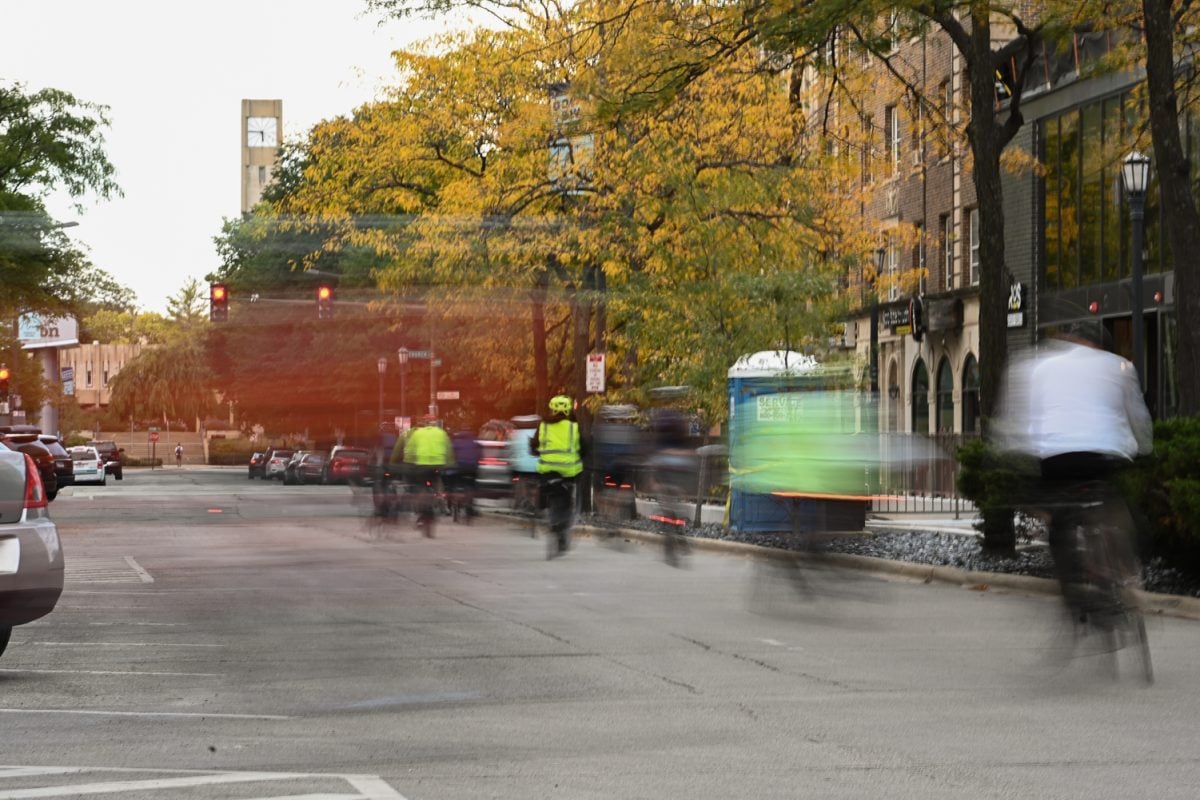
xmin=1122 ymin=150 xmax=1151 ymax=389
xmin=397 ymin=348 xmax=409 ymax=427
xmin=377 ymin=357 xmax=387 ymax=431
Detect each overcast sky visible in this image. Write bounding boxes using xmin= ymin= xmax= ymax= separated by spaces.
xmin=6 ymin=1 xmax=452 ymax=313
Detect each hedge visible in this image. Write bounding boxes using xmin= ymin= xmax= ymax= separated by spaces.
xmin=207 ymin=437 xmax=260 ymax=466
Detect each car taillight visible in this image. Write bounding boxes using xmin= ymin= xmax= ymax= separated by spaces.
xmin=480 ymin=457 xmax=507 ymax=466
xmin=23 ymin=454 xmax=47 ymax=509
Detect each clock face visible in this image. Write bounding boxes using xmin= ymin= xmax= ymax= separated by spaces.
xmin=246 ymin=116 xmax=278 ymax=148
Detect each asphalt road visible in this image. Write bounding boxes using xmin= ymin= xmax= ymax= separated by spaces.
xmin=2 ymin=466 xmax=1198 ymax=799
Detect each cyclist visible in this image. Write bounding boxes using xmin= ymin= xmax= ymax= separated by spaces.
xmin=997 ymin=319 xmax=1153 ymax=624
xmin=448 ymin=429 xmax=481 ymax=520
xmin=529 ymin=395 xmax=584 ymax=557
xmin=403 ymin=415 xmax=454 ymax=537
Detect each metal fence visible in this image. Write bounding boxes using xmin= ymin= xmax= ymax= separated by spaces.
xmin=871 ymin=432 xmax=978 ymax=516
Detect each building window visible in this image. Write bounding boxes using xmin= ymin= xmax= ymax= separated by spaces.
xmin=102 ymin=365 xmax=109 ymax=387
xmin=942 ymin=215 xmax=954 ymax=290
xmin=887 ymin=233 xmax=900 ymax=300
xmin=969 ymin=208 xmax=981 ymax=285
xmin=911 ymin=100 xmax=922 ymax=165
xmin=258 ymin=165 xmax=267 ymax=185
xmin=86 ymin=364 xmax=92 ymax=388
xmin=962 ymin=355 xmax=980 ymax=434
xmin=861 ymin=114 xmax=873 ymax=183
xmin=936 ymin=358 xmax=954 ymax=433
xmin=885 ymin=105 xmax=901 ymax=175
xmin=912 ymin=359 xmax=930 ymax=434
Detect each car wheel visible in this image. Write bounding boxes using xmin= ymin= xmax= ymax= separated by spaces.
xmin=115 ymin=471 xmax=123 ymax=480
xmin=0 ymin=626 xmax=10 ymax=659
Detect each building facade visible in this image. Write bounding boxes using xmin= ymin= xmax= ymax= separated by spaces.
xmin=59 ymin=342 xmax=143 ymax=408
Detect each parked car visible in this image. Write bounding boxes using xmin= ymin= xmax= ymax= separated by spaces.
xmin=476 ymin=420 xmax=514 ymax=499
xmin=323 ymin=446 xmax=370 ymax=485
xmin=248 ymin=451 xmax=266 ymax=480
xmin=1 ymin=435 xmax=58 ymax=501
xmin=283 ymin=450 xmax=323 ymax=485
xmin=295 ymin=452 xmax=326 ymax=484
xmin=0 ymin=448 xmax=64 ymax=660
xmin=87 ymin=440 xmax=124 ymax=480
xmin=263 ymin=449 xmax=294 ymax=480
xmin=68 ymin=446 xmax=106 ymax=486
xmin=38 ymin=435 xmax=74 ymax=490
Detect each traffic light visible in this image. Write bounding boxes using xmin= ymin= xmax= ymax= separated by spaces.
xmin=317 ymin=284 xmax=334 ymax=319
xmin=0 ymin=366 xmax=9 ymax=398
xmin=210 ymin=283 xmax=229 ymax=322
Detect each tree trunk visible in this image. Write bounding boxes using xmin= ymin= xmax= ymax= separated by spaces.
xmin=966 ymin=6 xmax=1015 ymax=555
xmin=531 ymin=268 xmax=549 ymax=412
xmin=1142 ymin=0 xmax=1200 ymax=417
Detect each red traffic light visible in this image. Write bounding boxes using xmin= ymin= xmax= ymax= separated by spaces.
xmin=0 ymin=367 xmax=9 ymax=381
xmin=210 ymin=283 xmax=230 ymax=322
xmin=211 ymin=284 xmax=227 ymax=302
xmin=317 ymin=285 xmax=332 ymax=301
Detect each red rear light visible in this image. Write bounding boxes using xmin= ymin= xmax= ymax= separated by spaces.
xmin=480 ymin=457 xmax=507 ymax=466
xmin=23 ymin=454 xmax=47 ymax=509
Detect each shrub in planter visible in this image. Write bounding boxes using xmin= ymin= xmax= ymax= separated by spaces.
xmin=1119 ymin=416 xmax=1200 ymax=571
xmin=208 ymin=437 xmax=259 ymax=466
xmin=956 ymin=438 xmax=1037 ymax=557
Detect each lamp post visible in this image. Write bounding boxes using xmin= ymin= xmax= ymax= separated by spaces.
xmin=376 ymin=357 xmax=387 ymax=431
xmin=869 ymin=247 xmax=885 ymax=400
xmin=1122 ymin=150 xmax=1151 ymax=389
xmin=397 ymin=347 xmax=409 ymax=428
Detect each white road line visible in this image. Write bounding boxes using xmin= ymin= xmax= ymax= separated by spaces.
xmin=0 ymin=709 xmax=291 ymax=720
xmin=243 ymin=795 xmax=359 ymax=800
xmin=123 ymin=556 xmax=154 ymax=583
xmin=0 ymin=770 xmax=81 ymax=779
xmin=0 ymin=771 xmax=297 ymax=798
xmin=85 ymin=622 xmax=181 ymax=627
xmin=29 ymin=642 xmax=225 ymax=647
xmin=0 ymin=668 xmax=220 ymax=677
xmin=345 ymin=776 xmax=409 ymax=799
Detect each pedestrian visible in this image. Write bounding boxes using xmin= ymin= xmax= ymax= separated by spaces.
xmin=175 ymin=443 xmax=183 ymax=468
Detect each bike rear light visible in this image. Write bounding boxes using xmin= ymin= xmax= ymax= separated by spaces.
xmin=649 ymin=514 xmax=686 ymax=527
xmin=23 ymin=454 xmax=47 ymax=510
xmin=480 ymin=457 xmax=507 ymax=466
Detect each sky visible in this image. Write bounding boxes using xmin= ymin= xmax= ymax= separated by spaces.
xmin=6 ymin=1 xmax=454 ymax=313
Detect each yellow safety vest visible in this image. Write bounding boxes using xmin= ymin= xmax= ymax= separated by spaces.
xmin=404 ymin=426 xmax=452 ymax=466
xmin=536 ymin=420 xmax=582 ymax=477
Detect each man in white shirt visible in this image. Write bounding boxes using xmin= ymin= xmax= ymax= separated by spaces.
xmin=997 ymin=320 xmax=1153 ymax=617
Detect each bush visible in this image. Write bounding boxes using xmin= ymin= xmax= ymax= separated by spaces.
xmin=124 ymin=457 xmax=163 ymax=468
xmin=955 ymin=438 xmax=1038 ymax=556
xmin=1120 ymin=416 xmax=1200 ymax=570
xmin=208 ymin=437 xmax=259 ymax=466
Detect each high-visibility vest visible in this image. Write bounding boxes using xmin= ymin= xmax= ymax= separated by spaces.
xmin=404 ymin=426 xmax=451 ymax=466
xmin=536 ymin=420 xmax=582 ymax=477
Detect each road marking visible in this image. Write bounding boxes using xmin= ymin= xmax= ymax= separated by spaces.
xmin=0 ymin=767 xmax=406 ymax=800
xmin=29 ymin=641 xmax=225 ymax=648
xmin=760 ymin=638 xmax=785 ymax=646
xmin=0 ymin=668 xmax=220 ymax=677
xmin=0 ymin=708 xmax=290 ymax=720
xmin=64 ymin=557 xmax=149 ymax=586
xmin=123 ymin=556 xmax=153 ymax=583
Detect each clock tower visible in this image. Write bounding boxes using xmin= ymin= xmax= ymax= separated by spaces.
xmin=241 ymin=99 xmax=282 ymax=215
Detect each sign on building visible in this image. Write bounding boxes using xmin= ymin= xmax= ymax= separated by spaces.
xmin=18 ymin=314 xmax=78 ymax=349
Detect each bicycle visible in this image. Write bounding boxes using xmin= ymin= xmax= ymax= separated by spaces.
xmin=1036 ymin=479 xmax=1153 ymax=683
xmin=511 ymin=473 xmax=540 ymax=537
xmin=408 ymin=467 xmax=440 ymax=539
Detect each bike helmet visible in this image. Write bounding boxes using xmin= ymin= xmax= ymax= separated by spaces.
xmin=548 ymin=395 xmax=573 ymax=414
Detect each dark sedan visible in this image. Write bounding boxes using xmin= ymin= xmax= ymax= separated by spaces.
xmin=0 ymin=435 xmax=58 ymax=502
xmin=248 ymin=451 xmax=266 ymax=480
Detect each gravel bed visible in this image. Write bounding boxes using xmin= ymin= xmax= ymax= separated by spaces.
xmin=577 ymin=513 xmax=1200 ymax=598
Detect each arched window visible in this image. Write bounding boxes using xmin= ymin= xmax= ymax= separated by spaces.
xmin=936 ymin=358 xmax=954 ymax=433
xmin=962 ymin=354 xmax=980 ymax=434
xmin=911 ymin=359 xmax=930 ymax=434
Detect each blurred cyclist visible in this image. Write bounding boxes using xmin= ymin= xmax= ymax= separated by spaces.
xmin=530 ymin=395 xmax=584 ymax=557
xmin=403 ymin=416 xmax=454 ymax=536
xmin=996 ymin=319 xmax=1153 ymax=620
xmin=449 ymin=429 xmax=482 ymax=517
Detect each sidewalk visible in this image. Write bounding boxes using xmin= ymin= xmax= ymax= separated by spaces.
xmin=867 ymin=512 xmax=981 ymax=536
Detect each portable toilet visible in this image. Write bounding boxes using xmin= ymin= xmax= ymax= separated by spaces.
xmin=727 ymin=351 xmax=878 ymax=534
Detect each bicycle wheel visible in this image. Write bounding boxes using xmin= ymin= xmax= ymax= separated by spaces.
xmin=1089 ymin=519 xmax=1153 ymax=684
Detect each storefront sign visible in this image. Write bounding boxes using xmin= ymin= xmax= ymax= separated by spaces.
xmin=926 ymin=298 xmax=964 ymax=333
xmin=1007 ymin=281 xmax=1026 ymax=328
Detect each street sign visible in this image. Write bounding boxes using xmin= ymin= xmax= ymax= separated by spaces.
xmin=406 ymin=350 xmax=433 ymax=359
xmin=586 ymin=352 xmax=605 ymax=393
xmin=436 ymin=390 xmax=460 ymax=401
xmin=60 ymin=366 xmax=74 ymax=382
xmin=149 ymin=431 xmax=159 ymax=443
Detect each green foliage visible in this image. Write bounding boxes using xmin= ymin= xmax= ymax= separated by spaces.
xmin=106 ymin=336 xmax=218 ymax=425
xmin=208 ymin=437 xmax=259 ymax=466
xmin=1119 ymin=416 xmax=1200 ymax=569
xmin=955 ymin=438 xmax=1035 ymax=556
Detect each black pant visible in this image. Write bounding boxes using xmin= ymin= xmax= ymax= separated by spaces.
xmin=540 ymin=473 xmax=576 ymax=545
xmin=1038 ymin=452 xmax=1129 ymax=611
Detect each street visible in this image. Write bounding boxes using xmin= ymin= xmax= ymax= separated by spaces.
xmin=2 ymin=467 xmax=1199 ymax=799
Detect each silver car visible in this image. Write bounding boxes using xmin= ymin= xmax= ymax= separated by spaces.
xmin=0 ymin=448 xmax=64 ymax=659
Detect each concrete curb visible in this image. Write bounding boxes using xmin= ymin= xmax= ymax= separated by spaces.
xmin=573 ymin=523 xmax=1200 ymax=622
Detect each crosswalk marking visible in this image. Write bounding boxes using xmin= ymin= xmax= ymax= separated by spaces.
xmin=64 ymin=557 xmax=152 ymax=586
